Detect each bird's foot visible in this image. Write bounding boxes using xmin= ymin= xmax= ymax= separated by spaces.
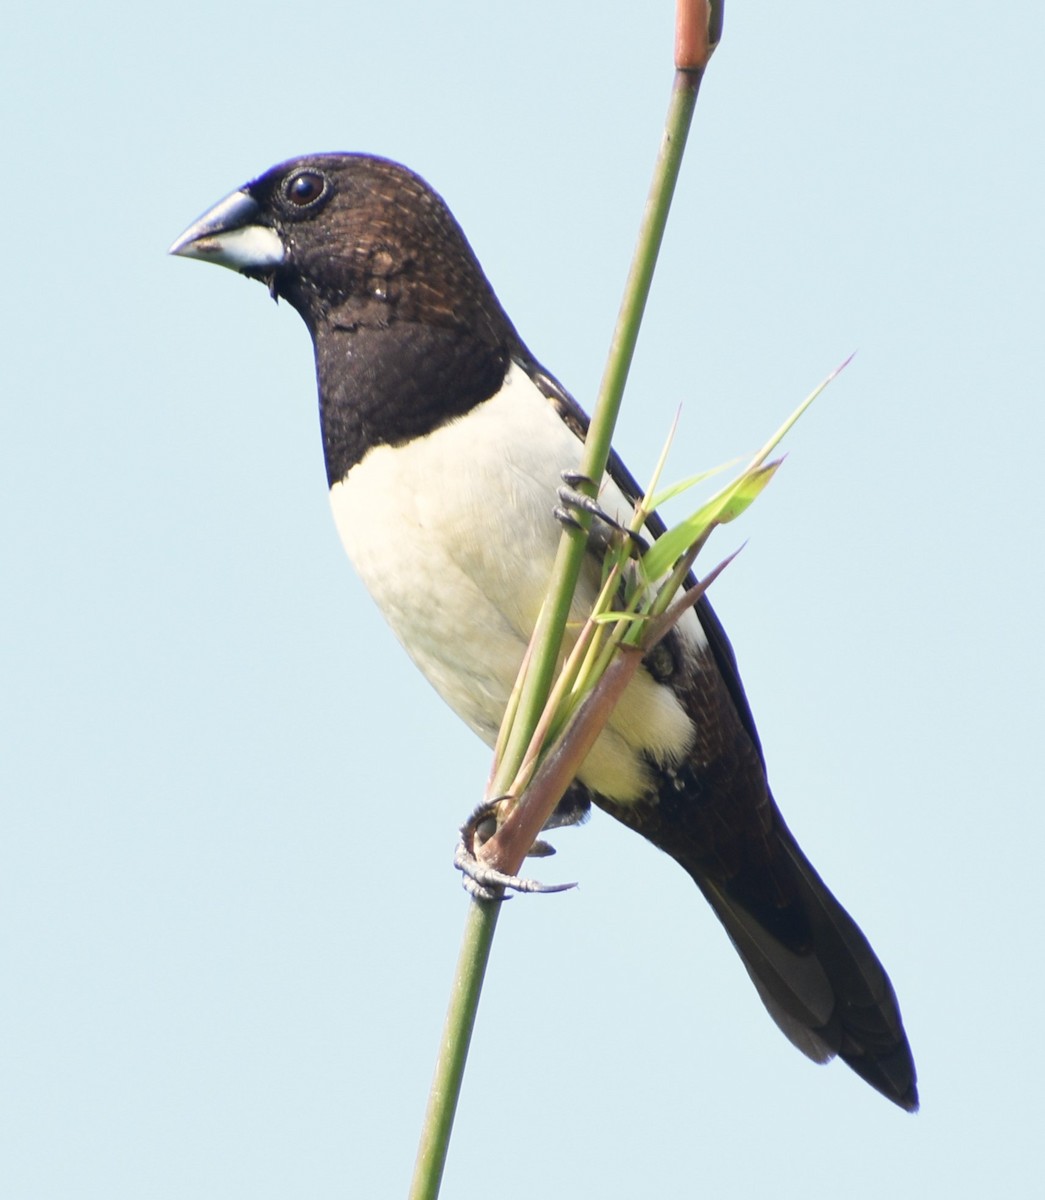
xmin=554 ymin=471 xmax=648 ymax=554
xmin=454 ymin=800 xmax=577 ymax=901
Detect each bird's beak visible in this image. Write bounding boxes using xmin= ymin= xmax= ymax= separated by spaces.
xmin=169 ymin=189 xmax=285 ymax=273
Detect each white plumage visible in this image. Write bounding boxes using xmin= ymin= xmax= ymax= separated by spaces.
xmin=330 ymin=360 xmax=704 ymax=802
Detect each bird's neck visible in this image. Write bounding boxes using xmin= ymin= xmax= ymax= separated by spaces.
xmin=311 ymin=318 xmax=513 ymax=485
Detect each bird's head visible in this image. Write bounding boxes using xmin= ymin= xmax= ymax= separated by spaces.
xmin=170 ymin=154 xmax=503 ymax=338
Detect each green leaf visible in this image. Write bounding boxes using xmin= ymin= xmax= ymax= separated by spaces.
xmin=648 ymin=458 xmax=739 ymax=510
xmin=591 ymin=610 xmax=650 ymax=625
xmin=640 ymin=459 xmax=779 ymax=580
xmin=713 ymin=459 xmax=781 ymax=523
xmin=746 ymin=355 xmax=851 ymax=471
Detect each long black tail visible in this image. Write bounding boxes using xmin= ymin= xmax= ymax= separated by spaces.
xmin=688 ymin=816 xmax=918 ymax=1111
xmin=594 ymin=778 xmax=918 ymax=1111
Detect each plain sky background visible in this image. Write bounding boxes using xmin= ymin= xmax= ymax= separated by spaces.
xmin=4 ymin=2 xmax=1043 ymax=1196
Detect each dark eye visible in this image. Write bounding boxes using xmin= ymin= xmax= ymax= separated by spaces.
xmin=283 ymin=170 xmax=328 ymax=208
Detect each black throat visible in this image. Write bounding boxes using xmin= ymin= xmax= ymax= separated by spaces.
xmin=311 ymin=318 xmax=517 ymax=485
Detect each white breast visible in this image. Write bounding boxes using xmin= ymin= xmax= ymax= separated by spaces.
xmin=329 ymin=361 xmax=705 ymax=803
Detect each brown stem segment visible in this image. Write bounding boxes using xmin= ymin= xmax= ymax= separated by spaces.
xmin=675 ymin=0 xmax=724 ymax=73
xmin=480 ymin=647 xmax=646 ymax=874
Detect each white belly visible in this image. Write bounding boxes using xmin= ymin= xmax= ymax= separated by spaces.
xmin=329 ymin=362 xmax=701 ymax=802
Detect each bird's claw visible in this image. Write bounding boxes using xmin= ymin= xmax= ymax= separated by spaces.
xmin=555 ymin=472 xmax=648 ymax=554
xmin=455 ymin=801 xmax=576 ymax=901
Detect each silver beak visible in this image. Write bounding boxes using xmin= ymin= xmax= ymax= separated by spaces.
xmin=169 ymin=188 xmax=285 ymax=273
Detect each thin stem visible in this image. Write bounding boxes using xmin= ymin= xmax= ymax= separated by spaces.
xmin=485 ymin=66 xmax=705 ymax=871
xmin=408 ymin=9 xmax=721 ymax=1196
xmin=408 ymin=900 xmax=500 ymax=1200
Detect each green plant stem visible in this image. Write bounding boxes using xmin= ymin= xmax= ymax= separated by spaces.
xmin=408 ymin=51 xmax=713 ymax=1200
xmin=408 ymin=899 xmax=500 ymax=1200
xmin=487 ymin=66 xmax=705 ymax=862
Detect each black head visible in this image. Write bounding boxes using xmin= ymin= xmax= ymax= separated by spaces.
xmin=171 ymin=153 xmax=518 ymax=348
xmin=172 ymin=154 xmax=530 ymax=479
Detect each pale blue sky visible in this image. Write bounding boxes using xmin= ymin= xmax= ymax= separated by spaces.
xmin=4 ymin=3 xmax=1043 ymax=1196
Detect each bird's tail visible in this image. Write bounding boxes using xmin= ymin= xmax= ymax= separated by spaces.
xmin=685 ymin=820 xmax=919 ymax=1111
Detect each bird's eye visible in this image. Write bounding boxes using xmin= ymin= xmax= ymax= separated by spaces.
xmin=283 ymin=170 xmax=328 ymax=209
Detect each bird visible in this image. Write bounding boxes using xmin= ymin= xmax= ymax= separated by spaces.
xmin=170 ymin=153 xmax=918 ymax=1111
